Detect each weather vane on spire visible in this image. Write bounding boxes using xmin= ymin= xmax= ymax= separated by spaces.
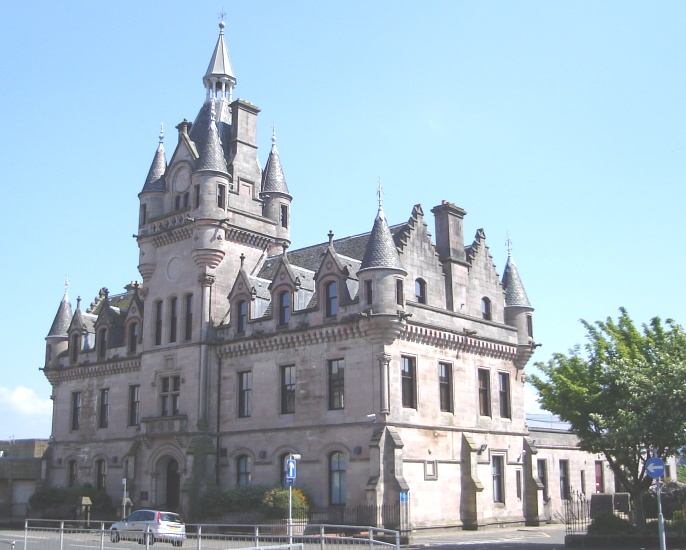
xmin=506 ymin=232 xmax=513 ymax=256
xmin=159 ymin=122 xmax=164 ymax=144
xmin=272 ymin=123 xmax=277 ymax=145
xmin=377 ymin=177 xmax=384 ymax=210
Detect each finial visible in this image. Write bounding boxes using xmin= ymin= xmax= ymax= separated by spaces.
xmin=77 ymin=296 xmax=82 ymax=309
xmin=64 ymin=276 xmax=70 ymax=295
xmin=506 ymin=232 xmax=513 ymax=257
xmin=240 ymin=253 xmax=245 ymax=267
xmin=159 ymin=122 xmax=164 ymax=144
xmin=272 ymin=123 xmax=276 ymax=146
xmin=376 ymin=177 xmax=385 ymax=218
xmin=328 ymin=230 xmax=334 ymax=246
xmin=218 ymin=10 xmax=226 ymax=32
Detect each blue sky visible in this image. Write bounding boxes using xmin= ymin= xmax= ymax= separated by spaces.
xmin=1 ymin=1 xmax=684 ymax=439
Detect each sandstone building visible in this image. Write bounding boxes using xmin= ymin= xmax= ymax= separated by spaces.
xmin=42 ymin=20 xmax=622 ymax=529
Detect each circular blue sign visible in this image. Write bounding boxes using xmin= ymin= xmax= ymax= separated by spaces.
xmin=646 ymin=456 xmax=665 ymax=479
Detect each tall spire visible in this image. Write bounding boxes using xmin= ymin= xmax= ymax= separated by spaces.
xmin=204 ymin=18 xmax=236 ymax=102
xmin=141 ymin=124 xmax=167 ymax=192
xmin=261 ymin=125 xmax=290 ymax=195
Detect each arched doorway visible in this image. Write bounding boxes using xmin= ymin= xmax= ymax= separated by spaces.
xmin=166 ymin=459 xmax=180 ymax=509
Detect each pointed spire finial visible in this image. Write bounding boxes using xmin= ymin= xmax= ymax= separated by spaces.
xmin=64 ymin=276 xmax=70 ymax=294
xmin=240 ymin=253 xmax=245 ymax=267
xmin=376 ymin=177 xmax=385 ymax=219
xmin=506 ymin=231 xmax=513 ymax=257
xmin=218 ymin=9 xmax=226 ymax=32
xmin=272 ymin=123 xmax=277 ymax=146
xmin=77 ymin=296 xmax=82 ymax=309
xmin=159 ymin=122 xmax=164 ymax=144
xmin=328 ymin=230 xmax=334 ymax=246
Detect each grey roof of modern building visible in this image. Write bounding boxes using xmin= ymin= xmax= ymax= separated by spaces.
xmin=261 ymin=138 xmax=290 ymax=195
xmin=141 ymin=142 xmax=167 ymax=193
xmin=359 ymin=210 xmax=406 ymax=272
xmin=203 ymin=21 xmax=235 ymax=85
xmin=502 ymin=254 xmax=532 ymax=308
xmin=194 ymin=118 xmax=229 ymax=174
xmin=47 ymin=292 xmax=73 ymax=337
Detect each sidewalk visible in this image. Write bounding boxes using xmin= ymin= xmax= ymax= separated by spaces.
xmin=406 ymin=522 xmax=567 ymax=547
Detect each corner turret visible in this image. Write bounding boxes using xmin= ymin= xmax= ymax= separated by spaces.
xmin=45 ymin=285 xmax=73 ymax=368
xmin=501 ymin=244 xmax=535 ymax=368
xmin=260 ymin=127 xmax=292 ymax=254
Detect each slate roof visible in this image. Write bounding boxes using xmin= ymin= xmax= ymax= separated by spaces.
xmin=502 ymin=254 xmax=531 ymax=308
xmin=261 ymin=137 xmax=289 ymax=195
xmin=195 ymin=116 xmax=229 ymax=173
xmin=141 ymin=142 xmax=167 ymax=193
xmin=47 ymin=291 xmax=73 ymax=337
xmin=360 ymin=210 xmax=405 ymax=271
xmin=257 ymin=224 xmax=405 ymax=281
xmin=189 ymin=100 xmax=233 ymax=169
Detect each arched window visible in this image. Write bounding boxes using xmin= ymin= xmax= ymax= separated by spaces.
xmin=128 ymin=322 xmax=138 ymax=353
xmin=97 ymin=328 xmax=108 ymax=358
xmin=481 ymin=297 xmax=492 ymax=321
xmin=154 ymin=300 xmax=163 ymax=345
xmin=278 ymin=291 xmax=291 ymax=325
xmin=95 ymin=459 xmax=107 ymax=491
xmin=236 ymin=300 xmax=247 ymax=333
xmin=325 ymin=281 xmax=338 ymax=317
xmin=329 ymin=451 xmax=347 ymax=505
xmin=415 ymin=279 xmax=426 ymax=304
xmin=70 ymin=333 xmax=81 ymax=363
xmin=183 ymin=192 xmax=190 ymax=208
xmin=237 ymin=455 xmax=252 ymax=486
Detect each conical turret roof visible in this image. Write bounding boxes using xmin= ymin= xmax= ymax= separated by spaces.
xmin=141 ymin=127 xmax=167 ymax=192
xmin=195 ymin=105 xmax=228 ymax=174
xmin=360 ymin=187 xmax=405 ymax=272
xmin=502 ymin=253 xmax=531 ymax=308
xmin=261 ymin=130 xmax=290 ymax=195
xmin=203 ymin=21 xmax=235 ymax=88
xmin=47 ymin=289 xmax=73 ymax=337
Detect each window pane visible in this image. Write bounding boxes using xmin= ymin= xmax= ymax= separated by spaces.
xmin=439 ymin=362 xmax=452 ymax=412
xmin=401 ymin=356 xmax=416 ymax=409
xmin=281 ymin=365 xmax=295 ymax=414
xmin=328 ymin=359 xmax=345 ymax=410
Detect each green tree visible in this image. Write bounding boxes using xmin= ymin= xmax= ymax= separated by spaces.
xmin=530 ymin=308 xmax=686 ymax=523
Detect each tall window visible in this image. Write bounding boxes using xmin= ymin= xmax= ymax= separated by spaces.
xmin=97 ymin=328 xmax=107 ymax=358
xmin=580 ymin=470 xmax=586 ymax=495
xmin=280 ymin=204 xmax=288 ymax=228
xmin=328 ymin=359 xmax=345 ymax=410
xmin=174 ymin=195 xmax=182 ymax=210
xmin=98 ymin=388 xmax=109 ymax=429
xmin=278 ymin=291 xmax=291 ymax=325
xmin=401 ymin=356 xmax=417 ymax=409
xmin=560 ymin=459 xmax=570 ymax=499
xmin=329 ymin=451 xmax=347 ymax=505
xmin=128 ymin=385 xmax=141 ymax=427
xmin=365 ymin=280 xmax=373 ymax=306
xmin=492 ymin=455 xmax=505 ymax=503
xmin=169 ymin=297 xmax=178 ymax=343
xmin=95 ymin=459 xmax=106 ymax=491
xmin=128 ymin=322 xmax=138 ymax=353
xmin=438 ymin=362 xmax=452 ymax=412
xmin=70 ymin=333 xmax=80 ymax=363
xmin=516 ymin=469 xmax=522 ymax=500
xmin=538 ymin=459 xmax=549 ymax=501
xmin=478 ymin=369 xmax=491 ymax=416
xmin=184 ymin=293 xmax=193 ymax=341
xmin=183 ymin=192 xmax=190 ymax=208
xmin=236 ymin=300 xmax=247 ymax=333
xmin=595 ymin=461 xmax=604 ymax=493
xmin=396 ymin=279 xmax=404 ymax=306
xmin=238 ymin=371 xmax=252 ymax=418
xmin=217 ymin=183 xmax=226 ymax=209
xmin=71 ymin=392 xmax=81 ymax=431
xmin=237 ymin=455 xmax=252 ymax=486
xmin=160 ymin=375 xmax=180 ymax=416
xmin=68 ymin=460 xmax=78 ymax=487
xmin=499 ymin=372 xmax=511 ymax=418
xmin=193 ymin=185 xmax=200 ymax=208
xmin=415 ymin=279 xmax=426 ymax=304
xmin=527 ymin=314 xmax=533 ymax=338
xmin=154 ymin=300 xmax=163 ymax=346
xmin=139 ymin=204 xmax=147 ymax=226
xmin=481 ymin=297 xmax=492 ymax=320
xmin=325 ymin=281 xmax=338 ymax=318
xmin=280 ymin=365 xmax=296 ymax=414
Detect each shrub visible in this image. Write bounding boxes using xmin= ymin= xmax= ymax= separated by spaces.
xmin=643 ymin=480 xmax=686 ymax=519
xmin=587 ymin=511 xmax=638 ymax=535
xmin=261 ymin=487 xmax=308 ymax=519
xmin=197 ymin=484 xmax=269 ymax=515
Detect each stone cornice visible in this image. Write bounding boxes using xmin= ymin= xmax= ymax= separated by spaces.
xmin=401 ymin=323 xmax=516 ymax=360
xmin=44 ymin=358 xmax=141 ymax=383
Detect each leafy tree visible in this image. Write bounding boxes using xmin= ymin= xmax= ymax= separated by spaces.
xmin=530 ymin=308 xmax=686 ymax=523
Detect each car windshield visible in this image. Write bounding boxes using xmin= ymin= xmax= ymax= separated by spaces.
xmin=160 ymin=513 xmax=183 ymax=524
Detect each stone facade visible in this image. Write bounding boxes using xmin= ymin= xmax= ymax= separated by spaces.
xmin=0 ymin=439 xmax=49 ymax=518
xmin=42 ymin=21 xmax=640 ymax=529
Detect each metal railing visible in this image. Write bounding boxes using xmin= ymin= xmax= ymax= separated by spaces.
xmin=21 ymin=519 xmax=400 ymax=550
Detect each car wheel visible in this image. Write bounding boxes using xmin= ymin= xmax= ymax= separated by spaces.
xmin=111 ymin=531 xmax=120 ymax=543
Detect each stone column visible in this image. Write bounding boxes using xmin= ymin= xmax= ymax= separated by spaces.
xmin=197 ymin=274 xmax=215 ymax=428
xmin=377 ymin=352 xmax=391 ymax=416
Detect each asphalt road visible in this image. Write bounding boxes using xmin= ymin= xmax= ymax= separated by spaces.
xmin=408 ymin=524 xmax=567 ymax=549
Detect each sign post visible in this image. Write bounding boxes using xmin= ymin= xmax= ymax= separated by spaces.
xmin=286 ymin=454 xmax=300 ymax=545
xmin=646 ymin=456 xmax=666 ymax=550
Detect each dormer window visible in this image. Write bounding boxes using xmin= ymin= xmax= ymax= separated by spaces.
xmin=481 ymin=297 xmax=492 ymax=321
xmin=97 ymin=328 xmax=108 ymax=359
xmin=236 ymin=300 xmax=248 ymax=333
xmin=325 ymin=281 xmax=338 ymax=318
xmin=128 ymin=322 xmax=138 ymax=353
xmin=278 ymin=291 xmax=291 ymax=325
xmin=415 ymin=279 xmax=426 ymax=304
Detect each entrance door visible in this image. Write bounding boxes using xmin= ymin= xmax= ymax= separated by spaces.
xmin=12 ymin=480 xmax=36 ymax=517
xmin=166 ymin=459 xmax=180 ymax=509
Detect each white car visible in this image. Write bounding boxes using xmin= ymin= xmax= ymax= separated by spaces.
xmin=110 ymin=510 xmax=186 ymax=546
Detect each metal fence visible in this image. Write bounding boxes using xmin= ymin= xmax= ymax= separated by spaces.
xmin=564 ymin=492 xmax=590 ymax=534
xmin=19 ymin=519 xmax=400 ymax=550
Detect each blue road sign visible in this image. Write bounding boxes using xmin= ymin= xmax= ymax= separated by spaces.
xmin=646 ymin=456 xmax=665 ymax=479
xmin=399 ymin=492 xmax=409 ymax=503
xmin=287 ymin=459 xmax=297 ymax=479
xmin=284 ymin=476 xmax=294 ymax=487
